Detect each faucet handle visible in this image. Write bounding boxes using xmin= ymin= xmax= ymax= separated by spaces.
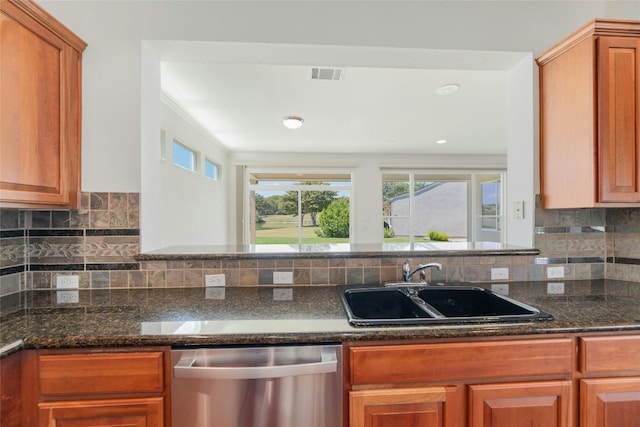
xmin=402 ymin=259 xmax=412 ymax=282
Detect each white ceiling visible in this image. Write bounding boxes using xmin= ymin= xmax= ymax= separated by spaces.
xmin=160 ymin=42 xmax=529 ymax=156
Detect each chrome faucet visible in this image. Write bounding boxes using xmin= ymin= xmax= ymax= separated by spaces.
xmin=402 ymin=259 xmax=442 ymax=283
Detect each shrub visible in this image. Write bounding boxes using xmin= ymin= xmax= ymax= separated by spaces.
xmin=383 ymin=227 xmax=395 ymax=238
xmin=428 ymin=230 xmax=449 ymax=241
xmin=317 ymin=199 xmax=350 ymax=238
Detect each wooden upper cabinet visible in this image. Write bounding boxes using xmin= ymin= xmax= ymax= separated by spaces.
xmin=0 ymin=0 xmax=86 ymax=208
xmin=598 ymin=36 xmax=640 ymax=203
xmin=537 ymin=19 xmax=640 ymax=208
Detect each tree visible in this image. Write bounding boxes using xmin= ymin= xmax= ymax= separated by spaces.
xmin=255 ymin=194 xmax=282 ymax=217
xmin=318 ymin=198 xmax=350 ymax=238
xmin=382 ymin=182 xmax=410 ymax=202
xmin=278 ymin=182 xmax=337 ymax=226
xmin=382 ymin=181 xmax=430 ymax=202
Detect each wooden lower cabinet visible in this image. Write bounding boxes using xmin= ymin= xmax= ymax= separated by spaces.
xmin=579 ymin=336 xmax=640 ymax=427
xmin=0 ymin=351 xmax=22 ymax=427
xmin=23 ymin=348 xmax=170 ymax=427
xmin=469 ymin=380 xmax=572 ymax=427
xmin=580 ymin=377 xmax=640 ymax=427
xmin=38 ymin=397 xmax=164 ymax=427
xmin=350 ymin=386 xmax=463 ymax=427
xmin=347 ymin=338 xmax=575 ymax=427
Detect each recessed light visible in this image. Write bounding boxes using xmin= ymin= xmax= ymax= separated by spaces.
xmin=282 ymin=116 xmax=304 ymax=129
xmin=436 ymin=139 xmax=448 ymax=144
xmin=436 ymin=84 xmax=460 ymax=95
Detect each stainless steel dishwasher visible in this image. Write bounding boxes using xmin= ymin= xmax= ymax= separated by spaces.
xmin=171 ymin=344 xmax=342 ymax=427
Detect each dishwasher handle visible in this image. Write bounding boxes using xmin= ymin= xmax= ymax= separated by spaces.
xmin=173 ymin=348 xmax=338 ymax=380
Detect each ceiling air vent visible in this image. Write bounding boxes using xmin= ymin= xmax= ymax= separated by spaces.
xmin=310 ymin=67 xmax=344 ymax=81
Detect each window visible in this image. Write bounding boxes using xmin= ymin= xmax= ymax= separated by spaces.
xmin=205 ymin=159 xmax=220 ymax=181
xmin=247 ymin=171 xmax=352 ymax=246
xmin=382 ymin=171 xmax=504 ymax=244
xmin=480 ymin=179 xmax=501 ymax=230
xmin=383 ymin=172 xmax=469 ymax=243
xmin=160 ymin=129 xmax=167 ymax=160
xmin=172 ymin=140 xmax=197 ymax=171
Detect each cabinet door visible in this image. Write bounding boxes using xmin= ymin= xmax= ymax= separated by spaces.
xmin=469 ymin=381 xmax=572 ymax=427
xmin=0 ymin=351 xmax=22 ymax=427
xmin=0 ymin=1 xmax=83 ymax=208
xmin=581 ymin=377 xmax=640 ymax=427
xmin=349 ymin=386 xmax=463 ymax=427
xmin=38 ymin=397 xmax=164 ymax=427
xmin=598 ymin=36 xmax=640 ymax=203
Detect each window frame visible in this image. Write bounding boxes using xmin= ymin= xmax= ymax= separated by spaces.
xmin=479 ymin=179 xmax=501 ymax=231
xmin=171 ymin=139 xmax=198 ymax=172
xmin=204 ymin=158 xmax=220 ymax=181
xmin=381 ymin=169 xmax=505 ymax=244
xmin=244 ymin=168 xmax=353 ymax=247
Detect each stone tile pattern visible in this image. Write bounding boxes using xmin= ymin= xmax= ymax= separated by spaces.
xmin=534 ymin=195 xmax=640 ymax=282
xmin=0 ymin=193 xmax=140 ymax=302
xmin=137 ymin=254 xmax=538 ymax=288
xmin=0 ymin=209 xmax=26 ymax=304
xmin=3 ymin=192 xmax=640 ymax=295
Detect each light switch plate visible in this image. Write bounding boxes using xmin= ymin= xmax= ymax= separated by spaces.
xmin=490 ymin=268 xmax=509 ymax=280
xmin=547 ymin=266 xmax=565 ymax=279
xmin=205 ymin=274 xmax=225 ymax=287
xmin=273 ymin=271 xmax=293 ymax=284
xmin=513 ymin=200 xmax=524 ymax=219
xmin=56 ymin=275 xmax=79 ymax=289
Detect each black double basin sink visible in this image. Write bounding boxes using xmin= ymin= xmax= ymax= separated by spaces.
xmin=342 ymin=285 xmax=554 ymax=327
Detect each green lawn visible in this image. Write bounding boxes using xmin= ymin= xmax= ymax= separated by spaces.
xmin=255 ymin=215 xmax=349 ymax=244
xmin=255 ymin=215 xmax=427 ymax=244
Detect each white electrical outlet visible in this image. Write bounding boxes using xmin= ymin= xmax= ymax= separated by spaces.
xmin=205 ymin=274 xmax=225 ymax=287
xmin=273 ymin=288 xmax=293 ymax=301
xmin=56 ymin=290 xmax=79 ymax=304
xmin=491 ymin=284 xmax=510 ymax=295
xmin=547 ymin=282 xmax=565 ymax=295
xmin=273 ymin=271 xmax=293 ymax=285
xmin=490 ymin=268 xmax=509 ymax=281
xmin=56 ymin=275 xmax=79 ymax=289
xmin=205 ymin=287 xmax=226 ymax=300
xmin=547 ymin=266 xmax=565 ymax=279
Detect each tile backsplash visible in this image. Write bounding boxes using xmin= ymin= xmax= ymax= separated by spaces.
xmin=2 ymin=192 xmax=640 ymax=305
xmin=534 ymin=197 xmax=640 ymax=282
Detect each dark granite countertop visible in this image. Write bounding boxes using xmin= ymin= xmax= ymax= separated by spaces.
xmin=136 ymin=242 xmax=539 ymax=260
xmin=3 ymin=279 xmax=640 ymax=356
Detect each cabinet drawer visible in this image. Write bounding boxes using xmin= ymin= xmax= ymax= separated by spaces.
xmin=38 ymin=351 xmax=165 ymax=397
xmin=38 ymin=397 xmax=164 ymax=427
xmin=580 ymin=335 xmax=640 ymax=373
xmin=350 ymin=338 xmax=573 ymax=385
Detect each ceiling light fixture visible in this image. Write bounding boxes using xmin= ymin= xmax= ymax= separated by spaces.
xmin=436 ymin=139 xmax=448 ymax=144
xmin=282 ymin=116 xmax=304 ymax=129
xmin=436 ymin=84 xmax=460 ymax=95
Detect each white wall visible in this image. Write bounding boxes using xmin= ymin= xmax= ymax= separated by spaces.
xmin=39 ymin=0 xmax=640 ymax=192
xmin=159 ymin=101 xmax=230 ymax=247
xmin=37 ymin=1 xmax=640 ymax=250
xmin=140 ymin=42 xmax=163 ymax=250
xmin=505 ymin=55 xmax=535 ymax=247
